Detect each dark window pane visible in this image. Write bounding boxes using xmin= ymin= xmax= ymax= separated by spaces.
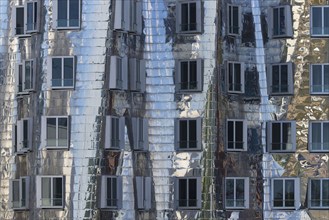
xmin=58 ymin=0 xmax=68 ymax=27
xmin=282 ymin=123 xmax=292 ymax=150
xmin=228 ymin=63 xmax=233 ymax=90
xmin=324 ymin=65 xmax=329 ymax=92
xmin=311 ymin=123 xmax=322 ymax=150
xmin=69 ymin=0 xmax=79 ymax=27
xmin=53 ymin=177 xmax=63 ymax=206
xmin=181 ymin=4 xmax=188 ymax=31
xmin=228 ymin=121 xmax=234 ymax=149
xmin=312 ymin=65 xmax=322 ymax=92
xmin=188 ymin=179 xmax=197 ymax=206
xmin=111 ymin=118 xmax=119 ymax=148
xmin=64 ymin=58 xmax=74 ymax=86
xmin=236 ymin=179 xmax=245 ymax=207
xmin=312 ymin=8 xmax=322 ymax=35
xmin=18 ymin=65 xmax=23 ymax=92
xmin=234 ymin=63 xmax=241 ymax=91
xmin=26 ymin=3 xmax=34 ymax=31
xmin=273 ymin=8 xmax=279 ymax=35
xmin=272 ymin=123 xmax=281 ymax=150
xmin=52 ymin=58 xmax=62 ymax=87
xmin=311 ymin=180 xmax=320 ymax=207
xmin=179 ymin=179 xmax=187 ymax=207
xmin=189 ymin=3 xmax=196 ymax=30
xmin=58 ymin=118 xmax=68 ymax=146
xmin=21 ymin=179 xmax=26 ymax=207
xmin=25 ymin=61 xmax=32 ymax=90
xmin=325 ymin=8 xmax=329 ymax=35
xmin=281 ymin=65 xmax=288 ymax=92
xmin=285 ymin=180 xmax=295 ymax=207
xmin=107 ymin=178 xmax=117 ymax=207
xmin=12 ymin=181 xmax=20 ymax=208
xmin=189 ymin=120 xmax=197 ymax=148
xmin=179 ymin=120 xmax=187 ymax=149
xmin=226 ymin=179 xmax=234 ymax=207
xmin=189 ymin=61 xmax=197 ymax=89
xmin=232 ymin=6 xmax=239 ymax=34
xmin=47 ymin=118 xmax=57 ymax=146
xmin=23 ymin=120 xmax=28 ymax=148
xmin=272 ymin=65 xmax=280 ymax=93
xmin=16 ymin=8 xmax=24 ymax=35
xmin=273 ymin=180 xmax=283 ymax=207
xmin=323 ymin=123 xmax=329 ymax=150
xmin=322 ymin=180 xmax=329 ymax=206
xmin=180 ymin=62 xmax=188 ymax=90
xmin=279 ymin=7 xmax=285 ymax=35
xmin=235 ymin=121 xmax=243 ymax=149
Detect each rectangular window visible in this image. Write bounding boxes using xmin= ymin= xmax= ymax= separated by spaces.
xmin=109 ymin=56 xmax=128 ymax=90
xmin=311 ymin=6 xmax=329 ymax=37
xmin=272 ymin=178 xmax=300 ymax=209
xmin=175 ymin=59 xmax=203 ymax=92
xmin=175 ymin=118 xmax=202 ymax=150
xmin=309 ymin=121 xmax=329 ymax=152
xmin=227 ymin=62 xmax=244 ymax=93
xmin=16 ymin=118 xmax=33 ymax=153
xmin=36 ymin=176 xmax=64 ymax=208
xmin=136 ymin=176 xmax=152 ymax=210
xmin=309 ymin=179 xmax=329 ymax=209
xmin=42 ymin=116 xmax=69 ymax=149
xmin=10 ymin=177 xmax=29 ymax=210
xmin=132 ymin=118 xmax=148 ymax=151
xmin=129 ymin=0 xmax=143 ymax=34
xmin=175 ymin=177 xmax=201 ymax=209
xmin=14 ymin=1 xmax=39 ymax=36
xmin=50 ymin=56 xmax=75 ymax=89
xmin=101 ymin=176 xmax=122 ymax=209
xmin=114 ymin=0 xmax=131 ymax=31
xmin=227 ymin=120 xmax=247 ymax=151
xmin=310 ymin=64 xmax=329 ymax=94
xmin=17 ymin=59 xmax=35 ymax=94
xmin=268 ymin=63 xmax=293 ymax=95
xmin=225 ymin=177 xmax=249 ymax=209
xmin=176 ymin=1 xmax=202 ymax=33
xmin=269 ymin=5 xmax=293 ymax=38
xmin=129 ymin=58 xmax=146 ymax=92
xmin=227 ymin=4 xmax=240 ymax=35
xmin=267 ymin=121 xmax=296 ymax=152
xmin=105 ymin=116 xmax=125 ymax=149
xmin=53 ymin=0 xmax=80 ymax=29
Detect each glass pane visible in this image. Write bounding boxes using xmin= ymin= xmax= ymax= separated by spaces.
xmin=179 ymin=179 xmax=187 ymax=207
xmin=58 ymin=0 xmax=68 ymax=27
xmin=179 ymin=120 xmax=187 ymax=149
xmin=311 ymin=123 xmax=322 ymax=150
xmin=272 ymin=65 xmax=280 ymax=93
xmin=16 ymin=8 xmax=24 ymax=35
xmin=226 ymin=179 xmax=234 ymax=207
xmin=273 ymin=8 xmax=279 ymax=35
xmin=12 ymin=181 xmax=20 ymax=208
xmin=279 ymin=7 xmax=286 ymax=35
xmin=53 ymin=177 xmax=63 ymax=206
xmin=189 ymin=3 xmax=196 ymax=31
xmin=281 ymin=65 xmax=288 ymax=92
xmin=188 ymin=179 xmax=197 ymax=207
xmin=325 ymin=8 xmax=329 ymax=35
xmin=181 ymin=4 xmax=188 ymax=31
xmin=111 ymin=118 xmax=119 ymax=148
xmin=107 ymin=178 xmax=117 ymax=207
xmin=228 ymin=63 xmax=233 ymax=90
xmin=41 ymin=178 xmax=51 ymax=206
xmin=311 ymin=180 xmax=320 ymax=207
xmin=69 ymin=0 xmax=79 ymax=27
xmin=312 ymin=8 xmax=322 ymax=35
xmin=52 ymin=58 xmax=62 ymax=87
xmin=324 ymin=65 xmax=329 ymax=92
xmin=273 ymin=180 xmax=283 ymax=207
xmin=25 ymin=61 xmax=32 ymax=90
xmin=189 ymin=61 xmax=197 ymax=89
xmin=23 ymin=120 xmax=28 ymax=148
xmin=236 ymin=179 xmax=245 ymax=207
xmin=282 ymin=123 xmax=292 ymax=150
xmin=235 ymin=121 xmax=243 ymax=149
xmin=232 ymin=6 xmax=239 ymax=34
xmin=285 ymin=180 xmax=295 ymax=207
xmin=189 ymin=120 xmax=197 ymax=148
xmin=21 ymin=179 xmax=26 ymax=207
xmin=312 ymin=65 xmax=322 ymax=92
xmin=26 ymin=3 xmax=34 ymax=31
xmin=58 ymin=118 xmax=68 ymax=146
xmin=180 ymin=62 xmax=188 ymax=90
xmin=47 ymin=118 xmax=57 ymax=146
xmin=116 ymin=58 xmax=122 ymax=88
xmin=234 ymin=63 xmax=241 ymax=91
xmin=34 ymin=2 xmax=38 ymax=30
xmin=323 ymin=123 xmax=329 ymax=150
xmin=18 ymin=65 xmax=23 ymax=92
xmin=227 ymin=121 xmax=234 ymax=149
xmin=64 ymin=58 xmax=74 ymax=87
xmin=272 ymin=123 xmax=281 ymax=150
xmin=322 ymin=180 xmax=329 ymax=206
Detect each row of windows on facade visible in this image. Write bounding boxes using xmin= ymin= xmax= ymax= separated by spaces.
xmin=10 ymin=176 xmax=329 ymax=210
xmin=14 ymin=0 xmax=143 ymax=36
xmin=14 ymin=117 xmax=329 ymax=154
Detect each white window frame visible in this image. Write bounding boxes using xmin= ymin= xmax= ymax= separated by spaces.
xmin=176 ymin=0 xmax=202 ymax=33
xmin=132 ymin=117 xmax=148 ymax=151
xmin=105 ymin=116 xmax=125 ymax=150
xmin=101 ymin=176 xmax=122 ymax=209
xmin=175 ymin=118 xmax=202 ymax=150
xmin=10 ymin=176 xmax=30 ymax=210
xmin=129 ymin=58 xmax=146 ymax=92
xmin=310 ymin=6 xmax=329 ymax=37
xmin=16 ymin=118 xmax=33 ymax=153
xmin=267 ymin=121 xmax=296 ymax=152
xmin=109 ymin=56 xmax=128 ymax=90
xmin=309 ymin=121 xmax=329 ymax=152
xmin=271 ymin=178 xmax=300 ymax=210
xmin=308 ymin=178 xmax=329 ymax=209
xmin=136 ymin=176 xmax=152 ymax=210
xmin=48 ymin=56 xmax=75 ymax=89
xmin=227 ymin=4 xmax=241 ymax=36
xmin=13 ymin=1 xmax=39 ymax=36
xmin=268 ymin=5 xmax=293 ymax=38
xmin=36 ymin=176 xmax=64 ymax=208
xmin=175 ymin=59 xmax=203 ymax=92
xmin=225 ymin=177 xmax=249 ymax=209
xmin=41 ymin=116 xmax=70 ymax=149
xmin=16 ymin=59 xmax=36 ymax=94
xmin=175 ymin=177 xmax=201 ymax=209
xmin=227 ymin=61 xmax=245 ymax=93
xmin=267 ymin=63 xmax=294 ymax=95
xmin=310 ymin=64 xmax=329 ymax=94
xmin=226 ymin=119 xmax=247 ymax=151
xmin=52 ymin=0 xmax=81 ymax=29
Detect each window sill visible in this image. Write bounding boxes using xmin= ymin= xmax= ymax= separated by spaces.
xmin=54 ymin=26 xmax=80 ymax=31
xmin=44 ymin=147 xmax=69 ymax=150
xmin=176 ymin=148 xmax=202 ymax=152
xmin=270 ymin=92 xmax=294 ymax=96
xmin=310 ymin=92 xmax=329 ymax=95
xmin=15 ymin=34 xmax=31 ymax=38
xmin=226 ymin=149 xmax=247 ymax=152
xmin=176 ymin=90 xmax=203 ymax=93
xmin=269 ymin=150 xmax=296 ymax=153
xmin=176 ymin=206 xmax=201 ymax=210
xmin=308 ymin=207 xmax=329 ymax=210
xmin=51 ymin=87 xmax=75 ymax=90
xmin=176 ymin=31 xmax=202 ymax=35
xmin=225 ymin=207 xmax=248 ymax=210
xmin=38 ymin=206 xmax=64 ymax=209
xmin=271 ymin=35 xmax=293 ymax=39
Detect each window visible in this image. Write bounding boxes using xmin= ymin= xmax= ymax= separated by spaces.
xmin=16 ymin=118 xmax=33 ymax=153
xmin=311 ymin=6 xmax=329 ymax=37
xmin=10 ymin=177 xmax=29 ymax=210
xmin=267 ymin=121 xmax=296 ymax=152
xmin=17 ymin=59 xmax=35 ymax=94
xmin=13 ymin=1 xmax=39 ymax=36
xmin=268 ymin=5 xmax=293 ymax=38
xmin=309 ymin=178 xmax=329 ymax=209
xmin=109 ymin=56 xmax=128 ymax=90
xmin=132 ymin=118 xmax=148 ymax=151
xmin=272 ymin=178 xmax=300 ymax=209
xmin=227 ymin=62 xmax=244 ymax=93
xmin=49 ymin=56 xmax=75 ymax=89
xmin=36 ymin=176 xmax=64 ymax=208
xmin=136 ymin=176 xmax=152 ymax=210
xmin=268 ymin=63 xmax=293 ymax=95
xmin=175 ymin=118 xmax=202 ymax=150
xmin=227 ymin=4 xmax=240 ymax=35
xmin=310 ymin=64 xmax=329 ymax=94
xmin=129 ymin=58 xmax=146 ymax=92
xmin=176 ymin=1 xmax=202 ymax=33
xmin=175 ymin=59 xmax=203 ymax=92
xmin=129 ymin=0 xmax=143 ymax=34
xmin=225 ymin=177 xmax=249 ymax=209
xmin=42 ymin=116 xmax=69 ymax=149
xmin=175 ymin=177 xmax=201 ymax=209
xmin=105 ymin=116 xmax=125 ymax=149
xmin=309 ymin=121 xmax=329 ymax=152
xmin=227 ymin=120 xmax=247 ymax=151
xmin=113 ymin=0 xmax=142 ymax=33
xmin=101 ymin=176 xmax=122 ymax=209
xmin=53 ymin=0 xmax=80 ymax=29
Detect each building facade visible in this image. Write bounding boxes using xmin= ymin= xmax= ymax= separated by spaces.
xmin=0 ymin=0 xmax=328 ymax=220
